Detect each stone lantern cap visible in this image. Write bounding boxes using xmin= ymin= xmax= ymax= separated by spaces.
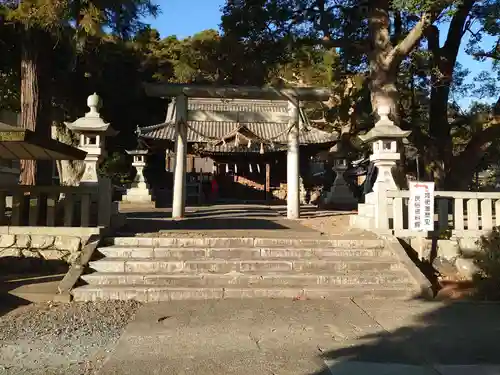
xmin=65 ymin=93 xmax=118 ymax=136
xmin=359 ymin=124 xmax=411 ymax=144
xmin=126 ymin=149 xmax=149 ymax=156
xmin=359 ymin=104 xmax=411 ymax=144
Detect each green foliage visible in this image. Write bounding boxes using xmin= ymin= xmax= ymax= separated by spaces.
xmin=1 ymin=0 xmax=159 ymax=37
xmin=220 ymin=0 xmax=500 ymax=189
xmin=0 ymin=17 xmax=20 ymax=111
xmin=0 ymin=0 xmax=161 ymax=157
xmin=1 ymin=0 xmax=499 ymax=190
xmin=472 ymin=227 xmax=500 ymax=300
xmin=99 ymin=152 xmax=133 ymax=185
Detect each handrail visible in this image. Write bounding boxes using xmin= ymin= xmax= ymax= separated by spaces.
xmin=382 ymin=189 xmax=500 ymax=236
xmin=387 ymin=190 xmax=500 ymax=199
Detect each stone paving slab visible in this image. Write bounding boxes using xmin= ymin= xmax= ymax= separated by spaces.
xmin=350 ymin=299 xmax=500 ymax=365
xmin=325 ymin=361 xmax=500 ymax=375
xmin=97 ymin=298 xmax=500 ymax=375
xmin=325 ymin=361 xmax=435 ymax=375
xmin=97 ymin=299 xmax=383 ymax=375
xmin=434 ymin=365 xmax=500 ymax=375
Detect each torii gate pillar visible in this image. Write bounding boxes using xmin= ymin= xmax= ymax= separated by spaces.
xmin=172 ymin=95 xmax=188 ymax=219
xmin=287 ymin=101 xmax=300 ymax=219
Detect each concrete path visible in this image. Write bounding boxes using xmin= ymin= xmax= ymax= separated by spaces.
xmin=97 ymin=298 xmax=500 ymax=375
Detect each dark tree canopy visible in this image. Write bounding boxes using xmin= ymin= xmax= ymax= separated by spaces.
xmin=0 ymin=0 xmax=499 ymax=189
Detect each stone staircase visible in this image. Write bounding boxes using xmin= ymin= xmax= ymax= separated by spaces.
xmin=72 ymin=236 xmax=420 ymax=301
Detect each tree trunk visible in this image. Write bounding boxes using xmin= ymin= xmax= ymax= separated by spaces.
xmin=368 ymin=1 xmax=401 ymax=124
xmin=368 ymin=0 xmax=409 ymax=187
xmin=52 ymin=125 xmax=84 ymax=186
xmin=19 ymin=27 xmax=52 ymax=186
xmin=426 ymin=1 xmax=475 ymax=188
xmin=370 ymin=71 xmax=399 ymax=124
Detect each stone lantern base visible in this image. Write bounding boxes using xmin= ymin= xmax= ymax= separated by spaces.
xmin=122 ymin=181 xmax=154 ymax=205
xmin=350 ymin=192 xmax=379 ymax=229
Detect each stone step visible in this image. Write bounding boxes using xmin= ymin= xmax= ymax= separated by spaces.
xmin=108 ymin=236 xmax=385 ymax=249
xmin=72 ymin=284 xmax=417 ymax=302
xmin=89 ymin=258 xmax=403 ymax=273
xmin=98 ymin=246 xmax=393 ymax=259
xmin=82 ymin=270 xmax=412 ymax=287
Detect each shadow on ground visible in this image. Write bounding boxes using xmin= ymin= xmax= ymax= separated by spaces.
xmin=121 ymin=205 xmax=279 ymax=220
xmin=0 ymin=257 xmax=67 ymax=317
xmin=310 ymin=299 xmax=500 ymax=375
xmin=119 ymin=205 xmax=294 ymax=233
xmin=120 ymin=217 xmax=290 ymax=233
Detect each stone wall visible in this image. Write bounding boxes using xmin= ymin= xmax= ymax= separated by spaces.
xmin=404 ymin=237 xmax=479 ymax=279
xmin=0 ymin=234 xmax=85 ymax=264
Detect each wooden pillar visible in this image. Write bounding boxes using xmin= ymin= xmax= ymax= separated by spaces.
xmin=172 ymin=94 xmax=188 ymax=219
xmin=188 ymin=155 xmax=195 ymax=173
xmin=287 ymin=100 xmax=300 ymax=219
xmin=166 ymin=151 xmax=173 ymax=172
xmin=265 ymin=162 xmax=271 ymax=202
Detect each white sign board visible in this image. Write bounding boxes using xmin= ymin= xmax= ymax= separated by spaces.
xmin=409 ymin=181 xmax=435 ymax=232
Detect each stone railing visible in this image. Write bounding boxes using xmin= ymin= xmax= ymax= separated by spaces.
xmin=384 ymin=190 xmax=500 ymax=237
xmin=0 ymin=181 xmax=112 ymax=230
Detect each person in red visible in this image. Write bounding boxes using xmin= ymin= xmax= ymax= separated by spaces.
xmin=210 ymin=175 xmax=219 ymax=203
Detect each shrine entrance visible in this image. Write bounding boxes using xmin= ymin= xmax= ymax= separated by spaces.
xmin=136 ymin=84 xmax=336 ymax=219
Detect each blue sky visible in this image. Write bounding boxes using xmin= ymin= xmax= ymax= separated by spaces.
xmin=146 ymin=0 xmax=496 ymax=108
xmin=146 ymin=0 xmax=225 ymax=39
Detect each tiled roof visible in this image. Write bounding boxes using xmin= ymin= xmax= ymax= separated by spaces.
xmin=138 ymin=96 xmax=338 ymax=152
xmin=187 ymin=98 xmax=288 ymax=113
xmin=138 ymin=121 xmax=338 ymax=145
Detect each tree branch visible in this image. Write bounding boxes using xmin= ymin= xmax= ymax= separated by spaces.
xmin=472 ymin=43 xmax=500 ymax=61
xmin=386 ymin=13 xmax=431 ymax=70
xmin=441 ymin=0 xmax=475 ymax=59
xmin=451 ymin=102 xmax=500 ymax=174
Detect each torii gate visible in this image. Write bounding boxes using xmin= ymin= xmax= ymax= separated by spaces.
xmin=143 ymin=84 xmax=332 ymax=220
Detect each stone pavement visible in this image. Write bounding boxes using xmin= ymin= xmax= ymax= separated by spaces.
xmin=118 ymin=204 xmax=376 ymax=240
xmin=97 ymin=298 xmax=500 ymax=375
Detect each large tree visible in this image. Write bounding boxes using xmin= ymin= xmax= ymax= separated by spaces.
xmin=221 ymin=0 xmax=500 ymax=189
xmin=0 ymin=0 xmax=158 ymax=185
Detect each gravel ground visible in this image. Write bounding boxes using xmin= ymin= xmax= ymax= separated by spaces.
xmin=0 ymin=300 xmax=141 ymax=375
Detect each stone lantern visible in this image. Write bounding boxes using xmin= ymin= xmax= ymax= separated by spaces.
xmin=323 ymin=142 xmax=357 ymax=209
xmin=351 ymin=102 xmax=411 ymax=230
xmin=122 ymin=149 xmax=153 ymax=203
xmin=65 ymin=93 xmax=117 ymax=186
xmin=358 ymin=104 xmax=410 ymax=193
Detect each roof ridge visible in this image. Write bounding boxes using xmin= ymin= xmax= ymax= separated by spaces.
xmin=138 ymin=122 xmax=173 ymax=132
xmin=188 ymin=98 xmax=288 ymax=104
